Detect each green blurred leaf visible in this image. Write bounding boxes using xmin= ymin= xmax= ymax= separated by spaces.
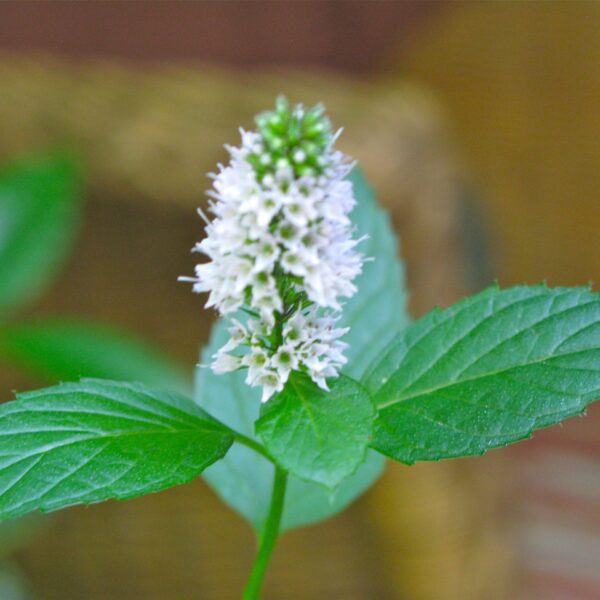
xmin=0 ymin=155 xmax=81 ymax=316
xmin=196 ymin=168 xmax=407 ymax=530
xmin=256 ymin=374 xmax=374 ymax=489
xmin=0 ymin=379 xmax=233 ymax=521
xmin=0 ymin=318 xmax=190 ymax=395
xmin=0 ymin=562 xmax=31 ymax=600
xmin=365 ymin=285 xmax=600 ymax=463
xmin=341 ymin=169 xmax=411 ymax=377
xmin=281 ymin=450 xmax=385 ymax=527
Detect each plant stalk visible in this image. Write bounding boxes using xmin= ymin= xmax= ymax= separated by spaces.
xmin=234 ymin=433 xmax=273 ymax=462
xmin=242 ymin=465 xmax=288 ymax=600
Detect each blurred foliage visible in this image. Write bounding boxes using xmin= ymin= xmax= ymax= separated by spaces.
xmin=0 ymin=153 xmax=189 ymax=392
xmin=0 ymin=153 xmax=188 ymax=595
xmin=0 ymin=319 xmax=189 ymax=396
xmin=0 ymin=156 xmax=81 ymax=317
xmin=0 ymin=562 xmax=32 ymax=600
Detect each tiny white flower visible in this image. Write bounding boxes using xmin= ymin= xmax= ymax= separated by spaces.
xmin=218 ymin=319 xmax=248 ymax=354
xmin=256 ymin=194 xmax=280 ymax=227
xmin=240 ymin=212 xmax=267 ymax=240
xmin=309 ymin=371 xmax=329 ymax=391
xmin=255 ymin=295 xmax=282 ymax=327
xmin=283 ymin=312 xmax=309 ymax=345
xmin=248 ymin=235 xmax=280 ymax=273
xmin=239 ymin=192 xmax=261 ymax=214
xmin=258 ymin=371 xmax=285 ymax=403
xmin=242 ymin=346 xmax=270 ymax=385
xmin=248 ymin=318 xmax=270 ymax=342
xmin=282 ymin=201 xmax=310 ymax=228
xmin=280 ymin=250 xmax=308 ymax=278
xmin=275 ymin=221 xmax=301 ymax=248
xmin=271 ymin=344 xmax=299 ymax=379
xmin=229 ymin=258 xmax=254 ymax=295
xmin=212 ymin=352 xmax=242 ymax=374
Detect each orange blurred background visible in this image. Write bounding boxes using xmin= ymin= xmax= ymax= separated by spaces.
xmin=0 ymin=2 xmax=598 ymax=599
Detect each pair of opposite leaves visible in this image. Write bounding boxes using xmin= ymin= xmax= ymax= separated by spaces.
xmin=0 ymin=169 xmax=598 ymax=533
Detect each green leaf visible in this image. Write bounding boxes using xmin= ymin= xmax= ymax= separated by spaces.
xmin=342 ymin=169 xmax=411 ymax=378
xmin=0 ymin=562 xmax=31 ymax=600
xmin=365 ymin=285 xmax=600 ymax=464
xmin=0 ymin=318 xmax=190 ymax=395
xmin=256 ymin=374 xmax=374 ymax=489
xmin=0 ymin=155 xmax=81 ymax=316
xmin=196 ymin=167 xmax=406 ymax=530
xmin=0 ymin=379 xmax=233 ymax=520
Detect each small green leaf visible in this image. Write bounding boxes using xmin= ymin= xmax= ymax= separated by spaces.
xmin=197 ymin=365 xmax=386 ymax=531
xmin=365 ymin=285 xmax=600 ymax=464
xmin=0 ymin=379 xmax=233 ymax=520
xmin=196 ymin=168 xmax=405 ymax=529
xmin=0 ymin=155 xmax=81 ymax=315
xmin=0 ymin=319 xmax=190 ymax=395
xmin=281 ymin=450 xmax=385 ymax=527
xmin=256 ymin=374 xmax=375 ymax=489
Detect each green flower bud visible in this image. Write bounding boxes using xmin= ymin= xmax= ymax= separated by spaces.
xmin=253 ymin=97 xmax=332 ymax=180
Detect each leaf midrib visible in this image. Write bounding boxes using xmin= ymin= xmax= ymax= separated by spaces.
xmin=0 ymin=408 xmax=225 ymax=436
xmin=0 ymin=425 xmax=230 ymax=471
xmin=289 ymin=377 xmax=325 ymax=448
xmin=12 ymin=385 xmax=224 ymax=433
xmin=376 ymin=292 xmax=598 ymax=409
xmin=378 ymin=346 xmax=595 ymax=410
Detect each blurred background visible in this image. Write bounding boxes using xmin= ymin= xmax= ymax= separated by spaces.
xmin=0 ymin=2 xmax=598 ymax=599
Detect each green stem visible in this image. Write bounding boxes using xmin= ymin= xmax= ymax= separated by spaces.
xmin=242 ymin=466 xmax=288 ymax=600
xmin=234 ymin=433 xmax=273 ymax=462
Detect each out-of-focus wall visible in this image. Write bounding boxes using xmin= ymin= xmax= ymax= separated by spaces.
xmin=395 ymin=1 xmax=600 ymax=288
xmin=394 ymin=3 xmax=600 ymax=597
xmin=0 ymin=2 xmax=434 ymax=71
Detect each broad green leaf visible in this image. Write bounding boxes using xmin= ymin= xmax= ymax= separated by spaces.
xmin=365 ymin=285 xmax=600 ymax=464
xmin=0 ymin=155 xmax=81 ymax=315
xmin=256 ymin=374 xmax=374 ymax=489
xmin=0 ymin=319 xmax=190 ymax=395
xmin=196 ymin=168 xmax=405 ymax=530
xmin=0 ymin=379 xmax=233 ymax=520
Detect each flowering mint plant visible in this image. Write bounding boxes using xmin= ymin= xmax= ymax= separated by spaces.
xmin=1 ymin=100 xmax=599 ymax=600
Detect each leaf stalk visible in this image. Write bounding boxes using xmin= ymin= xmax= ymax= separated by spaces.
xmin=233 ymin=433 xmax=274 ymax=462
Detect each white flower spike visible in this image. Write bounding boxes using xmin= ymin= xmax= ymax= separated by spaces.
xmin=181 ymin=97 xmax=365 ymax=401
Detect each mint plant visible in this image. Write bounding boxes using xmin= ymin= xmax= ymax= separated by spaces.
xmin=1 ymin=101 xmax=599 ymax=600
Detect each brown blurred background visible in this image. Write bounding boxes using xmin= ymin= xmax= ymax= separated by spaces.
xmin=0 ymin=2 xmax=598 ymax=599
